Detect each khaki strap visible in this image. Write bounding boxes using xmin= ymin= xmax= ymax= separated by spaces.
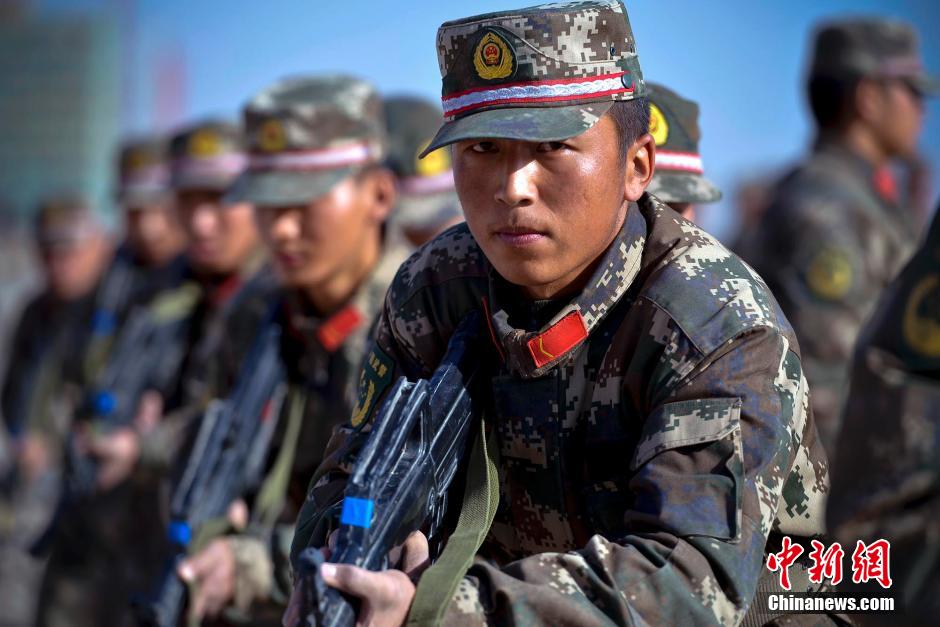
xmin=408 ymin=419 xmax=500 ymax=626
xmin=253 ymin=387 xmax=307 ymax=529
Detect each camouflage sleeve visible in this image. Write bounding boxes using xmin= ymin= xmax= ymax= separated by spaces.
xmin=439 ymin=325 xmax=810 ymax=626
xmin=769 ymin=203 xmax=881 ymax=450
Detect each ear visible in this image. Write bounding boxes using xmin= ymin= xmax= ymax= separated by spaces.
xmin=624 ymin=133 xmax=655 ymax=202
xmin=854 ymin=78 xmax=884 ymax=125
xmin=363 ymin=167 xmax=398 ymax=223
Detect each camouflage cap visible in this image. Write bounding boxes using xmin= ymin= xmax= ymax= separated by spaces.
xmin=34 ymin=196 xmax=101 ymax=247
xmin=384 ymin=95 xmax=462 ymax=231
xmin=168 ymin=120 xmax=246 ymax=193
xmin=645 ymin=83 xmax=721 ymax=205
xmin=421 ymin=0 xmax=646 ymax=156
xmin=116 ymin=137 xmax=171 ymax=208
xmin=226 ymin=75 xmax=387 ymax=208
xmin=810 ymin=18 xmax=939 ymax=96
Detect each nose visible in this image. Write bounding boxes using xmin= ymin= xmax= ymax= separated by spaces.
xmin=493 ymin=148 xmax=537 ymax=208
xmin=268 ymin=207 xmax=302 ymax=245
xmin=191 ymin=203 xmax=219 ymax=238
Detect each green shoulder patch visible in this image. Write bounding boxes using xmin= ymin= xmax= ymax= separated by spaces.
xmin=805 ymin=247 xmax=853 ymax=301
xmin=350 ymin=344 xmax=395 ymax=428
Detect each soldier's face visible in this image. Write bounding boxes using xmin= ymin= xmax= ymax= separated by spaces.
xmin=876 ymin=78 xmax=925 ymax=158
xmin=254 ymin=169 xmax=395 ymax=294
xmin=125 ymin=203 xmax=187 ymax=267
xmin=40 ymin=234 xmax=111 ymax=302
xmin=453 ymin=115 xmax=652 ymax=299
xmin=176 ymin=189 xmax=259 ymax=276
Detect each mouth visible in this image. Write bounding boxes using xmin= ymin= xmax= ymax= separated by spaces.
xmin=493 ymin=225 xmax=548 ymax=247
xmin=275 ymin=250 xmax=306 ymax=269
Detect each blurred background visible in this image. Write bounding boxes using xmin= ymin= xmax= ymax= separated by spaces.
xmin=1 ymin=0 xmax=938 ymax=350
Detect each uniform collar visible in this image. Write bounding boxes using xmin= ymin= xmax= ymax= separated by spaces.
xmin=814 ymin=136 xmax=898 ymax=205
xmin=484 ymin=205 xmax=647 ymax=379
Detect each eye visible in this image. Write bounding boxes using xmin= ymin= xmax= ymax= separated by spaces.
xmin=470 ymin=141 xmax=497 ymax=153
xmin=536 ymin=141 xmax=566 ymax=153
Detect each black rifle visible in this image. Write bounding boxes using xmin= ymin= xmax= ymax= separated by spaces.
xmin=296 ymin=310 xmax=481 ymax=627
xmin=136 ymin=315 xmax=287 ymax=627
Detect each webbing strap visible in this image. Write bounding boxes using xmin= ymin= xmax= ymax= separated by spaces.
xmin=407 ymin=419 xmax=499 ymax=626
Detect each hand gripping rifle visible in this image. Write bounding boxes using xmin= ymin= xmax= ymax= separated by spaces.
xmin=296 ymin=309 xmax=482 ymax=627
xmin=136 ymin=313 xmax=287 ymax=626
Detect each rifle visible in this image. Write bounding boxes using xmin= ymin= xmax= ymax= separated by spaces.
xmin=296 ymin=309 xmax=481 ymax=627
xmin=136 ymin=314 xmax=287 ymax=627
xmin=29 ymin=289 xmax=198 ymax=556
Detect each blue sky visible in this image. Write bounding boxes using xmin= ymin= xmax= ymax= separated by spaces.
xmin=41 ymin=0 xmax=940 ymax=238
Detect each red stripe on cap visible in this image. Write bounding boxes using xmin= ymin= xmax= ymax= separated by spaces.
xmin=443 ymin=71 xmax=627 ymax=101
xmin=445 ymin=87 xmax=632 ymax=118
xmin=526 ymin=311 xmax=588 ymax=369
xmin=317 ymin=305 xmax=364 ymax=352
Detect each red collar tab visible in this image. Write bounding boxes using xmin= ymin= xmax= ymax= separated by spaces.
xmin=526 ymin=311 xmax=588 ymax=369
xmin=208 ymin=273 xmax=243 ymax=307
xmin=873 ymin=167 xmax=898 ymax=205
xmin=316 ymin=305 xmax=364 ymax=352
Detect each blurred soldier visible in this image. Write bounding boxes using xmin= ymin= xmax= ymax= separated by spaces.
xmin=746 ymin=18 xmax=937 ymax=451
xmin=38 ymin=120 xmax=266 ymax=627
xmin=384 ymin=95 xmax=463 ymax=247
xmin=645 ymin=82 xmax=721 ymax=222
xmin=172 ymin=76 xmax=406 ymax=624
xmin=828 ymin=201 xmax=940 ymax=625
xmin=286 ymin=2 xmax=830 ymax=625
xmin=0 ymin=198 xmax=112 ymax=627
xmin=79 ymin=137 xmax=188 ymax=385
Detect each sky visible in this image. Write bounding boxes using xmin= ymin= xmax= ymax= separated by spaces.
xmin=39 ymin=0 xmax=940 ymax=239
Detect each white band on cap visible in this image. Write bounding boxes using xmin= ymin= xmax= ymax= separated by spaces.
xmin=174 ymin=154 xmax=248 ymax=179
xmin=399 ymin=170 xmax=455 ymax=196
xmin=656 ymin=150 xmax=704 ymax=174
xmin=248 ymin=142 xmax=375 ymax=171
xmin=442 ymin=71 xmax=632 ymax=117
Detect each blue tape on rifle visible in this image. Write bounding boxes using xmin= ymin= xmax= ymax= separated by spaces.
xmin=340 ymin=497 xmax=374 ymax=528
xmin=168 ymin=521 xmax=192 ymax=547
xmin=92 ymin=391 xmax=116 ymax=416
xmin=91 ymin=310 xmax=117 ymax=335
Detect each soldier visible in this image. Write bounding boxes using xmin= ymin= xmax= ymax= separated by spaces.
xmin=827 ymin=201 xmax=940 ymax=625
xmin=745 ymin=18 xmax=937 ymax=452
xmin=37 ymin=120 xmax=266 ymax=627
xmin=78 ymin=137 xmax=189 ymax=389
xmin=286 ymin=2 xmax=830 ymax=625
xmin=384 ymin=95 xmax=463 ymax=247
xmin=170 ymin=76 xmax=407 ymax=624
xmin=644 ymin=82 xmax=721 ymax=222
xmin=0 ymin=198 xmax=112 ymax=627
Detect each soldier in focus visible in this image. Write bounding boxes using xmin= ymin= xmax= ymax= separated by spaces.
xmin=827 ymin=200 xmax=940 ymax=626
xmin=384 ymin=95 xmax=463 ymax=247
xmin=286 ymin=2 xmax=831 ymax=625
xmin=645 ymin=82 xmax=722 ymax=222
xmin=170 ymin=76 xmax=407 ymax=624
xmin=37 ymin=120 xmax=266 ymax=627
xmin=746 ymin=18 xmax=937 ymax=452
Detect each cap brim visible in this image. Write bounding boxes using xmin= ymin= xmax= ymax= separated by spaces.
xmin=118 ymin=186 xmax=171 ymax=209
xmin=172 ymin=172 xmax=240 ymax=195
xmin=646 ymin=171 xmax=722 ymax=205
xmin=224 ymin=168 xmax=354 ymax=208
xmin=393 ymin=190 xmax=463 ymax=231
xmin=419 ymin=102 xmax=615 ymax=158
xmin=909 ymin=73 xmax=940 ymax=97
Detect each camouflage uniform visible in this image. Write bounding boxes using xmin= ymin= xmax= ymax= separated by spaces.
xmin=185 ymin=76 xmax=411 ymax=623
xmin=744 ymin=19 xmax=938 ymax=453
xmin=645 ymin=82 xmax=721 ymax=213
xmin=292 ymin=3 xmax=830 ymax=625
xmin=827 ymin=203 xmax=940 ymax=625
xmin=37 ymin=121 xmax=267 ymax=627
xmin=383 ymin=95 xmax=463 ymax=246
